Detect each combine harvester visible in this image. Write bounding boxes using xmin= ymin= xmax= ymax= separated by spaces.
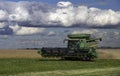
xmin=38 ymin=34 xmax=102 ymax=61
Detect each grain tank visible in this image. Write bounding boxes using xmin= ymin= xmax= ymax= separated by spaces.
xmin=38 ymin=34 xmax=101 ymax=60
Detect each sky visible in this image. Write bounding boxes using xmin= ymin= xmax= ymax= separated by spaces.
xmin=2 ymin=0 xmax=120 ymax=10
xmin=0 ymin=0 xmax=120 ymax=49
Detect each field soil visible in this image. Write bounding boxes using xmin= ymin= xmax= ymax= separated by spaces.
xmin=0 ymin=49 xmax=120 ymax=59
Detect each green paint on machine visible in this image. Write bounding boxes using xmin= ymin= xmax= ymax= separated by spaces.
xmin=38 ymin=34 xmax=102 ymax=61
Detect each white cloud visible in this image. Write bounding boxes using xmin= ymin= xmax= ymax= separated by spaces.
xmin=57 ymin=1 xmax=73 ymax=8
xmin=15 ymin=27 xmax=45 ymax=35
xmin=0 ymin=22 xmax=8 ymax=28
xmin=87 ymin=8 xmax=120 ymax=26
xmin=9 ymin=23 xmax=20 ymax=32
xmin=9 ymin=7 xmax=30 ymax=21
xmin=49 ymin=5 xmax=74 ymax=26
xmin=0 ymin=10 xmax=8 ymax=21
xmin=75 ymin=6 xmax=88 ymax=24
xmin=9 ymin=24 xmax=45 ymax=35
xmin=0 ymin=1 xmax=119 ymax=27
xmin=0 ymin=1 xmax=120 ymax=35
xmin=49 ymin=1 xmax=120 ymax=27
xmin=48 ymin=31 xmax=56 ymax=36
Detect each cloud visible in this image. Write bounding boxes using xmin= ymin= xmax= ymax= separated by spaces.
xmin=87 ymin=8 xmax=120 ymax=26
xmin=9 ymin=7 xmax=30 ymax=22
xmin=0 ymin=22 xmax=8 ymax=28
xmin=48 ymin=31 xmax=56 ymax=36
xmin=0 ymin=10 xmax=8 ymax=21
xmin=57 ymin=1 xmax=73 ymax=8
xmin=0 ymin=1 xmax=120 ymax=35
xmin=50 ymin=4 xmax=120 ymax=27
xmin=0 ymin=1 xmax=119 ymax=27
xmin=9 ymin=24 xmax=45 ymax=35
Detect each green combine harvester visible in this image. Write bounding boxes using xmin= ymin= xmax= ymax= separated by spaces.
xmin=38 ymin=34 xmax=102 ymax=61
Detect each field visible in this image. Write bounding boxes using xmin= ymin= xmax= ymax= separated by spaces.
xmin=0 ymin=49 xmax=120 ymax=76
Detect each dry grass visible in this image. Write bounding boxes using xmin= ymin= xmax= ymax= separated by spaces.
xmin=97 ymin=49 xmax=120 ymax=59
xmin=0 ymin=49 xmax=41 ymax=58
xmin=0 ymin=49 xmax=120 ymax=59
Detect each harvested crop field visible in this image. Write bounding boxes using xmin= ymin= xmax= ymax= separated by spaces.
xmin=0 ymin=49 xmax=120 ymax=76
xmin=0 ymin=49 xmax=120 ymax=59
xmin=0 ymin=49 xmax=41 ymax=58
xmin=97 ymin=49 xmax=120 ymax=59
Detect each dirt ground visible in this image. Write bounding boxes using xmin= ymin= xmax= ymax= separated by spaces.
xmin=0 ymin=49 xmax=120 ymax=59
